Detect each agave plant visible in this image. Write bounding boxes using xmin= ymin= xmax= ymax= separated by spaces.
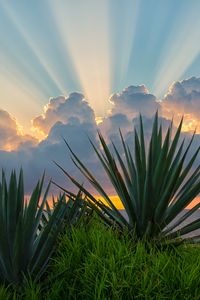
xmin=56 ymin=112 xmax=200 ymax=244
xmin=41 ymin=190 xmax=93 ymax=232
xmin=0 ymin=169 xmax=69 ymax=284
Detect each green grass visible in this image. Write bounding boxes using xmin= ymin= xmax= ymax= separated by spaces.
xmin=1 ymin=216 xmax=200 ymax=299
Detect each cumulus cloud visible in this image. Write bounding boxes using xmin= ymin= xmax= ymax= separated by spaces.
xmin=0 ymin=95 xmax=103 ymax=194
xmin=0 ymin=81 xmax=200 ymax=197
xmin=109 ymin=85 xmax=160 ymax=119
xmin=162 ymin=77 xmax=200 ymax=132
xmin=98 ymin=84 xmax=160 ymax=143
xmin=32 ymin=92 xmax=95 ymax=135
xmin=0 ymin=109 xmax=37 ymax=151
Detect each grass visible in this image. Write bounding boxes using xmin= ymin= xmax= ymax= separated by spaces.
xmin=1 ymin=215 xmax=200 ymax=299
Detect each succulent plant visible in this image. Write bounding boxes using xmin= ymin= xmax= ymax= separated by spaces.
xmin=0 ymin=170 xmax=68 ymax=284
xmin=56 ymin=113 xmax=200 ymax=244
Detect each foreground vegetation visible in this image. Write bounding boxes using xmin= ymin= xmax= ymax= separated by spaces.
xmin=0 ymin=113 xmax=200 ymax=298
xmin=0 ymin=216 xmax=200 ymax=299
xmin=0 ymin=170 xmax=89 ymax=285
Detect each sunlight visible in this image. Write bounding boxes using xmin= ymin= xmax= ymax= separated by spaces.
xmin=95 ymin=116 xmax=104 ymax=125
xmin=2 ymin=2 xmax=68 ymax=95
xmin=30 ymin=125 xmax=47 ymax=142
xmin=3 ymin=144 xmax=14 ymax=152
xmin=0 ymin=73 xmax=43 ymax=136
xmin=181 ymin=118 xmax=200 ymax=134
xmin=49 ymin=0 xmax=112 ymax=117
xmin=98 ymin=195 xmax=200 ymax=210
xmin=153 ymin=2 xmax=200 ymax=97
xmin=94 ymin=195 xmax=124 ymax=210
xmin=161 ymin=101 xmax=200 ymax=134
xmin=187 ymin=196 xmax=200 ymax=209
xmin=109 ymin=0 xmax=140 ymax=88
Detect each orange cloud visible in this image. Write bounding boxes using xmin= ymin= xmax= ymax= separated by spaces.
xmin=0 ymin=109 xmax=38 ymax=151
xmin=161 ymin=77 xmax=200 ymax=133
xmin=32 ymin=93 xmax=96 ymax=136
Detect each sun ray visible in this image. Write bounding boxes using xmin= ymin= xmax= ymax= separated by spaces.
xmin=1 ymin=2 xmax=68 ymax=95
xmin=0 ymin=72 xmax=44 ymax=135
xmin=0 ymin=38 xmax=57 ymax=101
xmin=109 ymin=0 xmax=140 ymax=89
xmin=153 ymin=1 xmax=200 ymax=97
xmin=49 ymin=0 xmax=112 ymax=117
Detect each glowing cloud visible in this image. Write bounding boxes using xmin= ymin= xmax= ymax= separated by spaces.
xmin=0 ymin=109 xmax=37 ymax=151
xmin=0 ymin=72 xmax=44 ymax=135
xmin=162 ymin=77 xmax=200 ymax=133
xmin=32 ymin=92 xmax=95 ymax=135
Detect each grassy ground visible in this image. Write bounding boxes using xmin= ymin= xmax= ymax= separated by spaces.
xmin=1 ymin=216 xmax=200 ymax=299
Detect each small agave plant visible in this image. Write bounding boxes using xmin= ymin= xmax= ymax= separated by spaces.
xmin=41 ymin=190 xmax=93 ymax=232
xmin=56 ymin=112 xmax=200 ymax=244
xmin=0 ymin=169 xmax=69 ymax=284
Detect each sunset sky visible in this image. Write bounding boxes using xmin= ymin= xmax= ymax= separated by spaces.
xmin=0 ymin=0 xmax=200 ymax=199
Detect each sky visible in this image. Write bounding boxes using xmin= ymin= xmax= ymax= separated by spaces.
xmin=0 ymin=0 xmax=200 ymax=199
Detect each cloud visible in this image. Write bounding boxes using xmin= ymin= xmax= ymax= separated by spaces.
xmin=32 ymin=92 xmax=95 ymax=135
xmin=98 ymin=113 xmax=132 ymax=139
xmin=0 ymin=109 xmax=37 ymax=151
xmin=109 ymin=85 xmax=160 ymax=119
xmin=0 ymin=96 xmax=103 ymax=194
xmin=0 ymin=81 xmax=199 ymax=197
xmin=162 ymin=77 xmax=200 ymax=132
xmin=98 ymin=84 xmax=160 ymax=143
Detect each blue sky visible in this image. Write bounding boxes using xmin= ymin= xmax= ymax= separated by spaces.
xmin=1 ymin=0 xmax=200 ymax=131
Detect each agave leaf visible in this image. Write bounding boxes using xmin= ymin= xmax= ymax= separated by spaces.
xmin=139 ymin=114 xmax=146 ymax=173
xmin=175 ymin=160 xmax=200 ymax=201
xmin=151 ymin=111 xmax=159 ymax=169
xmin=163 ymin=201 xmax=200 ymax=235
xmin=141 ymin=138 xmax=153 ymax=233
xmin=154 ymin=151 xmax=185 ymax=223
xmin=119 ymin=131 xmax=139 ymax=211
xmin=63 ymin=139 xmax=118 ymax=208
xmin=30 ymin=199 xmax=67 ymax=273
xmin=167 ymin=216 xmax=200 ymax=239
xmin=152 ymin=125 xmax=171 ymax=198
xmin=134 ymin=128 xmax=143 ymax=216
xmin=154 ymin=123 xmax=199 ymax=226
xmin=75 ymin=140 xmax=136 ymax=226
xmin=111 ymin=141 xmax=137 ymax=213
xmin=54 ymin=154 xmax=128 ymax=226
xmin=166 ymin=179 xmax=200 ymax=224
xmin=158 ymin=139 xmax=185 ymax=202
